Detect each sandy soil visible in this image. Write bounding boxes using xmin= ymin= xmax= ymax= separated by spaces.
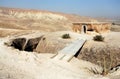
xmin=79 ymin=32 xmax=120 ymax=67
xmin=0 ymin=32 xmax=112 ymax=79
xmin=0 ymin=7 xmax=120 ymax=79
xmin=0 ymin=31 xmax=120 ymax=79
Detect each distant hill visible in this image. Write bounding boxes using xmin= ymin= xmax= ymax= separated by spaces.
xmin=0 ymin=7 xmax=98 ymax=31
xmin=94 ymin=17 xmax=120 ymax=25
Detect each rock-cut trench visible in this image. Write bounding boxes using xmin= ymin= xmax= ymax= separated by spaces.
xmin=10 ymin=36 xmax=43 ymax=52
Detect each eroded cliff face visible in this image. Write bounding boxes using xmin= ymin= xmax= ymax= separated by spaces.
xmin=0 ymin=7 xmax=67 ymax=20
xmin=0 ymin=7 xmax=68 ymax=31
xmin=2 ymin=10 xmax=67 ymax=22
xmin=0 ymin=7 xmax=98 ymax=32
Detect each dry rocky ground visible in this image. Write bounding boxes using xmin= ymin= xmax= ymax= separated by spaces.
xmin=0 ymin=7 xmax=120 ymax=79
xmin=0 ymin=30 xmax=120 ymax=79
xmin=0 ymin=32 xmax=107 ymax=79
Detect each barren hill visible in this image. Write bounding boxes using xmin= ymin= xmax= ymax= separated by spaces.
xmin=0 ymin=7 xmax=97 ymax=32
xmin=0 ymin=7 xmax=120 ymax=79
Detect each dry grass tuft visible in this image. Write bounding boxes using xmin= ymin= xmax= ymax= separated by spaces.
xmin=78 ymin=41 xmax=120 ymax=75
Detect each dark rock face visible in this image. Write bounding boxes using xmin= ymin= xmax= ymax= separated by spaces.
xmin=25 ymin=37 xmax=42 ymax=52
xmin=11 ymin=38 xmax=26 ymax=50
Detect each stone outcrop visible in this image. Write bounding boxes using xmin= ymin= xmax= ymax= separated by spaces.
xmin=11 ymin=38 xmax=26 ymax=50
xmin=10 ymin=37 xmax=43 ymax=52
xmin=72 ymin=22 xmax=112 ymax=34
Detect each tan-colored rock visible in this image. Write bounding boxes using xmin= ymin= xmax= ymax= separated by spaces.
xmin=72 ymin=22 xmax=111 ymax=34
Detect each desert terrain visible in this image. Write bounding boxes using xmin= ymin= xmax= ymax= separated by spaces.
xmin=0 ymin=7 xmax=120 ymax=79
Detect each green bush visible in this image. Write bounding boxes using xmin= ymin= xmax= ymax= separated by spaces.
xmin=62 ymin=34 xmax=70 ymax=39
xmin=93 ymin=35 xmax=104 ymax=41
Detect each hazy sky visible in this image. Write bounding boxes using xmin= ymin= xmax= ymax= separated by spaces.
xmin=0 ymin=0 xmax=120 ymax=17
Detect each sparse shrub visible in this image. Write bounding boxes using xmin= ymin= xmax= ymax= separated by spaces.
xmin=93 ymin=35 xmax=104 ymax=41
xmin=62 ymin=34 xmax=70 ymax=39
xmin=81 ymin=45 xmax=119 ymax=76
xmin=89 ymin=53 xmax=114 ymax=76
xmin=112 ymin=22 xmax=115 ymax=25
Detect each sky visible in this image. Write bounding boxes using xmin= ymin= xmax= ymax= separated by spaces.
xmin=0 ymin=0 xmax=120 ymax=17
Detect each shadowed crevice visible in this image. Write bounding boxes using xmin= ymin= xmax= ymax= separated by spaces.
xmin=11 ymin=38 xmax=26 ymax=50
xmin=10 ymin=36 xmax=43 ymax=52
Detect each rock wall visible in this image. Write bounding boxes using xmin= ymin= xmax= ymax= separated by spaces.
xmin=72 ymin=23 xmax=111 ymax=34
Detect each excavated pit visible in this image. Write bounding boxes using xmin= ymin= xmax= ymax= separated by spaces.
xmin=11 ymin=38 xmax=26 ymax=50
xmin=10 ymin=37 xmax=43 ymax=52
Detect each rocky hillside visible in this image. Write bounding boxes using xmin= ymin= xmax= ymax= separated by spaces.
xmin=0 ymin=7 xmax=97 ymax=31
